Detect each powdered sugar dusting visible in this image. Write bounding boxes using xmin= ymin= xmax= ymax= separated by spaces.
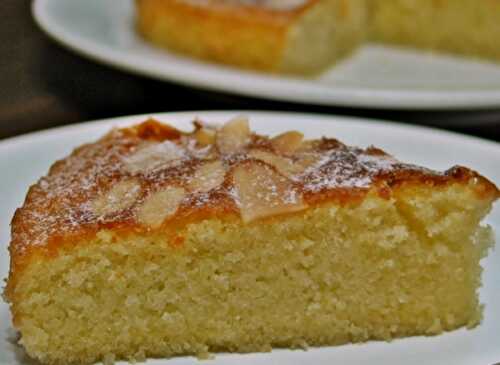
xmin=303 ymin=147 xmax=399 ymax=192
xmin=124 ymin=140 xmax=187 ymax=174
xmin=232 ymin=162 xmax=307 ymax=223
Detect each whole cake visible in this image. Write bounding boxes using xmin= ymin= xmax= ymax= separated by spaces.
xmin=136 ymin=0 xmax=500 ymax=75
xmin=4 ymin=117 xmax=499 ymax=364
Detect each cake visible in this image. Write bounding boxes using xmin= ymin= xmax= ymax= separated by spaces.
xmin=4 ymin=117 xmax=499 ymax=364
xmin=370 ymin=0 xmax=500 ymax=62
xmin=135 ymin=0 xmax=500 ymax=75
xmin=136 ymin=0 xmax=367 ymax=75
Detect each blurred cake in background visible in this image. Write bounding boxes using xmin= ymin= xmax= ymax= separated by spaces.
xmin=136 ymin=0 xmax=500 ymax=75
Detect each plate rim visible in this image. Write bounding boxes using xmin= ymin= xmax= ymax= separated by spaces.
xmin=2 ymin=110 xmax=500 ymax=154
xmin=32 ymin=0 xmax=500 ymax=111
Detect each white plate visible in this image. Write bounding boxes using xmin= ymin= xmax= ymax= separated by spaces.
xmin=32 ymin=0 xmax=500 ymax=110
xmin=0 ymin=111 xmax=499 ymax=365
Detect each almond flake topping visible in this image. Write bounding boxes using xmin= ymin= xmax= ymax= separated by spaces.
xmin=249 ymin=150 xmax=305 ymax=178
xmin=92 ymin=179 xmax=141 ymax=217
xmin=137 ymin=187 xmax=186 ymax=228
xmin=271 ymin=131 xmax=304 ymax=155
xmin=216 ymin=116 xmax=250 ymax=154
xmin=194 ymin=127 xmax=216 ymax=146
xmin=10 ymin=116 xmax=455 ymax=254
xmin=233 ymin=162 xmax=308 ymax=223
xmin=187 ymin=160 xmax=226 ymax=192
xmin=124 ymin=141 xmax=186 ymax=174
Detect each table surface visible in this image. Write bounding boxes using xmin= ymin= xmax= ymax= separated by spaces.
xmin=2 ymin=0 xmax=500 ymax=142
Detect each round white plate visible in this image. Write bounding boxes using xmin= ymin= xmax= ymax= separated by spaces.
xmin=33 ymin=0 xmax=500 ymax=110
xmin=0 ymin=111 xmax=499 ymax=365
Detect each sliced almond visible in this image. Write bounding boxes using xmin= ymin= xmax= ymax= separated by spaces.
xmin=233 ymin=162 xmax=307 ymax=223
xmin=249 ymin=150 xmax=299 ymax=178
xmin=137 ymin=187 xmax=186 ymax=228
xmin=92 ymin=179 xmax=141 ymax=217
xmin=249 ymin=149 xmax=317 ymax=178
xmin=216 ymin=116 xmax=251 ymax=154
xmin=124 ymin=141 xmax=185 ymax=174
xmin=295 ymin=152 xmax=322 ymax=171
xmin=194 ymin=127 xmax=216 ymax=146
xmin=271 ymin=131 xmax=304 ymax=155
xmin=296 ymin=140 xmax=318 ymax=153
xmin=187 ymin=160 xmax=226 ymax=193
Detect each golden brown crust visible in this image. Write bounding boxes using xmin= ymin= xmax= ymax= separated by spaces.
xmin=6 ymin=118 xmax=499 ymax=300
xmin=135 ymin=0 xmax=299 ymax=72
xmin=135 ymin=0 xmax=361 ymax=74
xmin=137 ymin=0 xmax=317 ymax=31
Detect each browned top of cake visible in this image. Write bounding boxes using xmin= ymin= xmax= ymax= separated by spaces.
xmin=9 ymin=117 xmax=499 ymax=266
xmin=180 ymin=0 xmax=311 ymax=12
xmin=138 ymin=0 xmax=320 ymax=26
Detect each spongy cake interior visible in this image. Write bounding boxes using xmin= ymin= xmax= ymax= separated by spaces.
xmin=12 ymin=184 xmax=494 ymax=365
xmin=280 ymin=0 xmax=366 ymax=74
xmin=370 ymin=0 xmax=500 ymax=61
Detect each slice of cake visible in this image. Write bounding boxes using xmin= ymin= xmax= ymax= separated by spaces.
xmin=135 ymin=0 xmax=367 ymax=75
xmin=4 ymin=117 xmax=498 ymax=364
xmin=370 ymin=0 xmax=500 ymax=63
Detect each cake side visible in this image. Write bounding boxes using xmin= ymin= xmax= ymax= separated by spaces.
xmin=370 ymin=0 xmax=500 ymax=62
xmin=5 ymin=118 xmax=499 ymax=364
xmin=277 ymin=0 xmax=367 ymax=75
xmin=136 ymin=0 xmax=293 ymax=73
xmin=7 ymin=186 xmax=496 ymax=364
xmin=135 ymin=0 xmax=367 ymax=75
